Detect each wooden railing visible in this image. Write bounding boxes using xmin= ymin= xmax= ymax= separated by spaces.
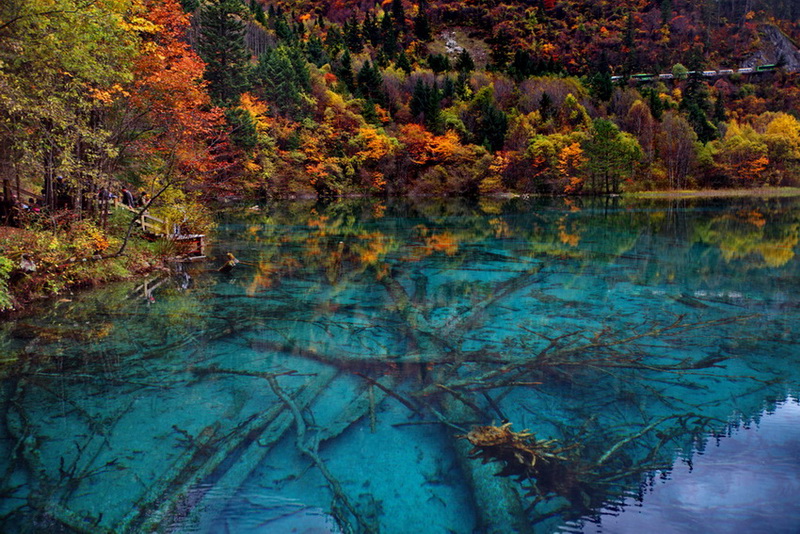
xmin=15 ymin=186 xmax=42 ymax=202
xmin=118 ymin=203 xmax=175 ymax=236
xmin=117 ymin=203 xmax=206 ymax=259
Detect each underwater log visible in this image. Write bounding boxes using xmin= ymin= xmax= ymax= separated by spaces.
xmin=444 ymin=400 xmax=532 ymax=534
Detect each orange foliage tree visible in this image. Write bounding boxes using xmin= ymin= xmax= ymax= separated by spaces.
xmin=124 ymin=0 xmax=226 ymax=184
xmin=397 ymin=124 xmax=465 ymax=166
xmin=713 ymin=121 xmax=769 ymax=186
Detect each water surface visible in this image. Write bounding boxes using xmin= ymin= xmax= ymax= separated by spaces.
xmin=1 ymin=197 xmax=799 ymax=533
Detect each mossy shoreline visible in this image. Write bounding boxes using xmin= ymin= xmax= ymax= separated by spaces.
xmin=626 ymin=187 xmax=800 ymax=199
xmin=0 ymin=210 xmax=174 ymax=318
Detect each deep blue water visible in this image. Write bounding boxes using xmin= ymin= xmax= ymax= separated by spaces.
xmin=1 ymin=197 xmax=799 ymax=533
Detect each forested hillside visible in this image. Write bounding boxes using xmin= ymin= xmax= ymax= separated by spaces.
xmin=2 ymin=0 xmax=800 ymax=201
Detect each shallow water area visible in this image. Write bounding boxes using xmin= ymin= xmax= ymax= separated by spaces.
xmin=1 ymin=197 xmax=799 ymax=533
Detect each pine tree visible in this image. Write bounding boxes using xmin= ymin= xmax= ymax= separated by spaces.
xmin=381 ymin=14 xmax=397 ymax=58
xmin=455 ymin=49 xmax=474 ymax=73
xmin=643 ymin=88 xmax=663 ymax=120
xmin=391 ymin=0 xmax=406 ymax=31
xmin=357 ymin=61 xmax=384 ymax=104
xmin=410 ymin=79 xmax=442 ymax=131
xmin=660 ymin=0 xmax=673 ymax=25
xmin=198 ymin=0 xmax=251 ymax=106
xmin=539 ymin=92 xmax=553 ymax=120
xmin=590 ymin=52 xmax=613 ymax=101
xmin=363 ymin=12 xmax=381 ymax=46
xmin=344 ymin=14 xmax=363 ymax=53
xmin=583 ymin=118 xmax=642 ymax=194
xmin=251 ymin=46 xmax=310 ymax=118
xmin=396 ymin=49 xmax=412 ymax=74
xmin=336 ymin=49 xmax=355 ymax=91
xmin=682 ymin=54 xmax=717 ymax=142
xmin=179 ymin=0 xmax=200 ymax=11
xmin=273 ymin=12 xmax=295 ymax=42
xmin=713 ymin=93 xmax=726 ymax=124
xmin=467 ymin=88 xmax=507 ymax=152
xmin=623 ymin=11 xmax=638 ymax=74
xmin=325 ymin=25 xmax=344 ymax=56
xmin=414 ymin=0 xmax=431 ymax=41
xmin=225 ymin=107 xmax=258 ymax=150
xmin=427 ymin=53 xmax=450 ymax=73
xmin=254 ymin=4 xmax=266 ymax=25
xmin=305 ymin=36 xmax=329 ymax=67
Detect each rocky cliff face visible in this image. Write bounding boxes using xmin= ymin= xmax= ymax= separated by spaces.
xmin=743 ymin=24 xmax=800 ymax=72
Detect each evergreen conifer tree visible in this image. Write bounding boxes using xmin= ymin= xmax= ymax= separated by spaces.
xmin=395 ymin=50 xmax=412 ymax=73
xmin=455 ymin=49 xmax=475 ymax=73
xmin=273 ymin=12 xmax=295 ymax=42
xmin=344 ymin=14 xmax=363 ymax=53
xmin=305 ymin=36 xmax=329 ymax=67
xmin=254 ymin=4 xmax=266 ymax=25
xmin=357 ymin=61 xmax=384 ymax=104
xmin=251 ymin=46 xmax=310 ymax=118
xmin=391 ymin=0 xmax=406 ymax=31
xmin=225 ymin=107 xmax=258 ymax=150
xmin=411 ymin=80 xmax=442 ymax=131
xmin=414 ymin=0 xmax=432 ymax=41
xmin=682 ymin=54 xmax=717 ymax=142
xmin=325 ymin=25 xmax=344 ymax=56
xmin=381 ymin=14 xmax=397 ymax=58
xmin=198 ymin=0 xmax=251 ymax=106
xmin=336 ymin=50 xmax=355 ymax=91
xmin=363 ymin=12 xmax=381 ymax=46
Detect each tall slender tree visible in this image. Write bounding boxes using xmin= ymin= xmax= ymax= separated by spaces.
xmin=198 ymin=0 xmax=251 ymax=106
xmin=583 ymin=119 xmax=642 ymax=194
xmin=414 ymin=0 xmax=431 ymax=41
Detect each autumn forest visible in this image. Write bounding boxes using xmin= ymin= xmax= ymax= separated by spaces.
xmin=1 ymin=0 xmax=800 ymax=309
xmin=2 ymin=0 xmax=800 ymax=203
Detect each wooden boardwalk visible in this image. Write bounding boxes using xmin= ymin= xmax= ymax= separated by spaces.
xmin=117 ymin=203 xmax=206 ymax=260
xmin=2 ymin=179 xmax=205 ymax=260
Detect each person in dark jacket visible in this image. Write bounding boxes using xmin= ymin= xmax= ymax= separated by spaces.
xmin=121 ymin=187 xmax=135 ymax=207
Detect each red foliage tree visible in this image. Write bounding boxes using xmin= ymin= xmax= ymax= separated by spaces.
xmin=127 ymin=0 xmax=227 ymax=180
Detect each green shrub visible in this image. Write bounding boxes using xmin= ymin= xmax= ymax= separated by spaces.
xmin=0 ymin=256 xmax=14 ymax=311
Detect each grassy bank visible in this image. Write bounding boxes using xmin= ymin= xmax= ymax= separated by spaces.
xmin=626 ymin=187 xmax=800 ymax=199
xmin=0 ymin=209 xmax=170 ymax=315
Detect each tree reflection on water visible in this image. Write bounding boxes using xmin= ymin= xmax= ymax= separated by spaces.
xmin=1 ymin=197 xmax=799 ymax=533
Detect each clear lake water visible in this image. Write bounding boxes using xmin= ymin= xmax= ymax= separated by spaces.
xmin=0 ymin=196 xmax=798 ymax=533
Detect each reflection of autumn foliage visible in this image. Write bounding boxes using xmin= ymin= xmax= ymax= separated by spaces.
xmin=489 ymin=218 xmax=512 ymax=238
xmin=407 ymin=226 xmax=460 ymax=260
xmin=427 ymin=233 xmax=459 ymax=255
xmin=231 ymin=199 xmax=800 ymax=311
xmin=696 ymin=209 xmax=799 ymax=268
xmin=245 ymin=262 xmax=276 ymax=296
xmin=738 ymin=210 xmax=766 ymax=228
xmin=557 ymin=217 xmax=581 ymax=247
xmin=353 ymin=232 xmax=391 ymax=264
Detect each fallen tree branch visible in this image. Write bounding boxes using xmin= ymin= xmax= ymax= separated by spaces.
xmin=267 ymin=375 xmax=375 ymax=534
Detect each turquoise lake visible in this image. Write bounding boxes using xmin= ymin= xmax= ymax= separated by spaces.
xmin=1 ymin=197 xmax=799 ymax=533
